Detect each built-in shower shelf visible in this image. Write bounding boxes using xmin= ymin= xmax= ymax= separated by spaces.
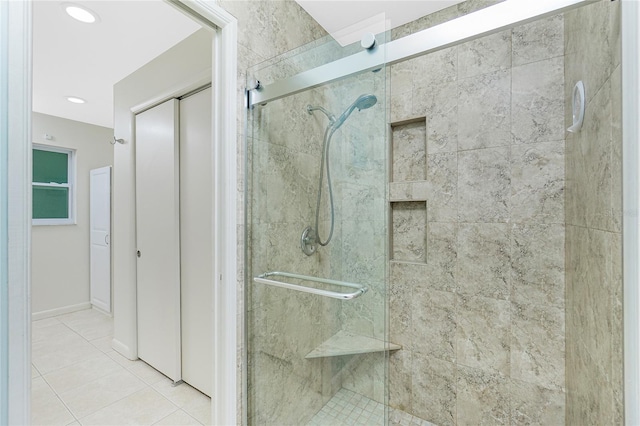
xmin=305 ymin=330 xmax=401 ymax=359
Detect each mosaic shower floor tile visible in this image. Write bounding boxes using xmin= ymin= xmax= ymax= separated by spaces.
xmin=307 ymin=388 xmax=435 ymax=426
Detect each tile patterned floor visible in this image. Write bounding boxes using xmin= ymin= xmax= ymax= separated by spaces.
xmin=307 ymin=388 xmax=435 ymax=426
xmin=31 ymin=308 xmax=210 ymax=426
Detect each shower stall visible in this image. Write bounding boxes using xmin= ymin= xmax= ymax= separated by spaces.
xmin=245 ymin=33 xmax=390 ymax=424
xmin=245 ymin=0 xmax=624 ymax=424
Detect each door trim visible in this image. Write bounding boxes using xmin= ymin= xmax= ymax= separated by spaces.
xmin=141 ymin=2 xmax=239 ymax=424
xmin=2 ymin=1 xmax=32 ymax=423
xmin=173 ymin=3 xmax=239 ymax=424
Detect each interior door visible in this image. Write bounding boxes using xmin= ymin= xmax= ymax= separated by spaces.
xmin=135 ymin=99 xmax=181 ymax=383
xmin=180 ymin=87 xmax=213 ymax=396
xmin=89 ymin=166 xmax=111 ymax=313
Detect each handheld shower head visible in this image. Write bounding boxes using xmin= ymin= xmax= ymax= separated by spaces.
xmin=332 ymin=94 xmax=378 ymax=130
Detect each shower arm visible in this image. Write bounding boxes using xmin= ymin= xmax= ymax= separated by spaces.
xmin=307 ymin=105 xmax=336 ymax=124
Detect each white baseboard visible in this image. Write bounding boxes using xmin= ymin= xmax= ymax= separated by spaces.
xmin=112 ymin=338 xmax=137 ymax=360
xmin=31 ymin=302 xmax=91 ymax=321
xmin=91 ymin=304 xmax=112 ymax=317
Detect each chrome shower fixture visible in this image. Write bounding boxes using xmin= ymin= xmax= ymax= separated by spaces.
xmin=332 ymin=94 xmax=377 ymax=130
xmin=301 ymin=94 xmax=378 ymax=256
xmin=306 ymin=105 xmax=336 ymax=124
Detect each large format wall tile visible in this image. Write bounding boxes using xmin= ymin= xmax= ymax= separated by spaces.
xmin=458 ymin=30 xmax=511 ymax=79
xmin=411 ymin=47 xmax=458 ymax=88
xmin=412 ymin=354 xmax=456 ymax=426
xmin=458 ymin=69 xmax=511 ymax=151
xmin=389 ymin=350 xmax=413 ymax=412
xmin=612 ymin=231 xmax=624 ymax=424
xmin=510 ymin=379 xmax=565 ymax=425
xmin=456 ymin=295 xmax=510 ymax=375
xmin=457 ymin=223 xmax=511 ymax=300
xmin=510 ymin=301 xmax=565 ymax=391
xmin=412 ymin=287 xmax=456 ymax=361
xmin=456 ymin=365 xmax=510 ymax=426
xmin=511 ymin=223 xmax=565 ymax=308
xmin=457 ymin=0 xmax=506 ymax=16
xmin=564 ymin=0 xmax=616 ymax=104
xmin=426 ymin=222 xmax=458 ymax=293
xmin=458 ymin=147 xmax=511 ymax=223
xmin=426 ymin=153 xmax=458 ymax=222
xmin=511 ymin=142 xmax=565 ymax=224
xmin=413 ymin=81 xmax=459 ymax=154
xmin=392 ymin=202 xmax=427 ymax=263
xmin=392 ymin=121 xmax=427 ymax=182
xmin=386 ymin=3 xmax=577 ymax=424
xmin=512 ymin=15 xmax=564 ymax=67
xmin=566 ymin=77 xmax=617 ymax=233
xmin=512 ymin=56 xmax=565 ymax=145
xmin=340 ymin=353 xmax=386 ymax=405
xmin=390 ymin=262 xmax=415 ymax=350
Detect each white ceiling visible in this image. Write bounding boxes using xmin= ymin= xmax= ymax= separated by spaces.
xmin=32 ymin=1 xmax=201 ymax=129
xmin=33 ymin=1 xmax=465 ymax=129
xmin=295 ymin=0 xmax=466 ymax=46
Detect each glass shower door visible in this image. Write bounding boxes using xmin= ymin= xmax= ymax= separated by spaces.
xmin=245 ymin=34 xmax=389 ymax=426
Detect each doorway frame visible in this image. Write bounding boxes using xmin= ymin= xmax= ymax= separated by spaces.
xmin=158 ymin=2 xmax=239 ymax=425
xmin=170 ymin=3 xmax=239 ymax=423
xmin=1 ymin=0 xmax=238 ymax=424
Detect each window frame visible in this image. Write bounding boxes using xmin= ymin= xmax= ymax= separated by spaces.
xmin=31 ymin=143 xmax=76 ymax=226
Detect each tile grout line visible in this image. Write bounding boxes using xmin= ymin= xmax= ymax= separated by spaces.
xmin=38 ymin=371 xmax=80 ymax=424
xmin=33 ymin=312 xmax=113 ymax=376
xmin=75 ymin=386 xmax=181 ymax=425
xmin=151 ymin=409 xmax=204 ymax=426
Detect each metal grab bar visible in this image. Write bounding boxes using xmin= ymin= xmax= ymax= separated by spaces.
xmin=253 ymin=271 xmax=368 ymax=300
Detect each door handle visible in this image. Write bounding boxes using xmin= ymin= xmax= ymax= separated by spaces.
xmin=105 ymin=234 xmax=110 ymax=245
xmin=137 ymin=250 xmax=141 ymax=258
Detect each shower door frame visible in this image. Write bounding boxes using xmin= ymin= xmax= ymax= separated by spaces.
xmin=248 ymin=0 xmax=600 ymax=107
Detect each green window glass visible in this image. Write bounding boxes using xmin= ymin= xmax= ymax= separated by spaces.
xmin=33 ymin=149 xmax=68 ymax=184
xmin=32 ymin=146 xmax=73 ymax=223
xmin=32 ymin=186 xmax=69 ymax=219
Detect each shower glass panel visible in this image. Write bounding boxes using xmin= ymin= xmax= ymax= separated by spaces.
xmin=246 ymin=33 xmax=389 ymax=426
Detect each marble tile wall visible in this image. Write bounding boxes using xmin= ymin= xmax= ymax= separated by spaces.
xmin=328 ymin=68 xmax=389 ymax=404
xmin=247 ymin=84 xmax=344 ymax=424
xmin=564 ymin=1 xmax=623 ymax=424
xmin=220 ymin=1 xmax=331 ymax=424
xmin=389 ymin=2 xmax=567 ymax=424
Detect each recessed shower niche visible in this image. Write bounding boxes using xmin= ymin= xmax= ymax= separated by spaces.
xmin=391 ymin=118 xmax=427 ymax=182
xmin=390 ymin=118 xmax=428 ymax=264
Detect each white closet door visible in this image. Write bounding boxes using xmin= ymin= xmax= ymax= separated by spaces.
xmin=135 ymin=99 xmax=181 ymax=383
xmin=180 ymin=87 xmax=212 ymax=396
xmin=90 ymin=166 xmax=112 ymax=313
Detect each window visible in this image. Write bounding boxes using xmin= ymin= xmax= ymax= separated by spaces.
xmin=32 ymin=144 xmax=75 ymax=225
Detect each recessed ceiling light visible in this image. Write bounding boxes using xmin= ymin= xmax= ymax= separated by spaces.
xmin=66 ymin=96 xmax=86 ymax=104
xmin=62 ymin=3 xmax=100 ymax=24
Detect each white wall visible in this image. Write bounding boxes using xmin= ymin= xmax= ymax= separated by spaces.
xmin=31 ymin=112 xmax=113 ymax=316
xmin=112 ymin=29 xmax=212 ymax=359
